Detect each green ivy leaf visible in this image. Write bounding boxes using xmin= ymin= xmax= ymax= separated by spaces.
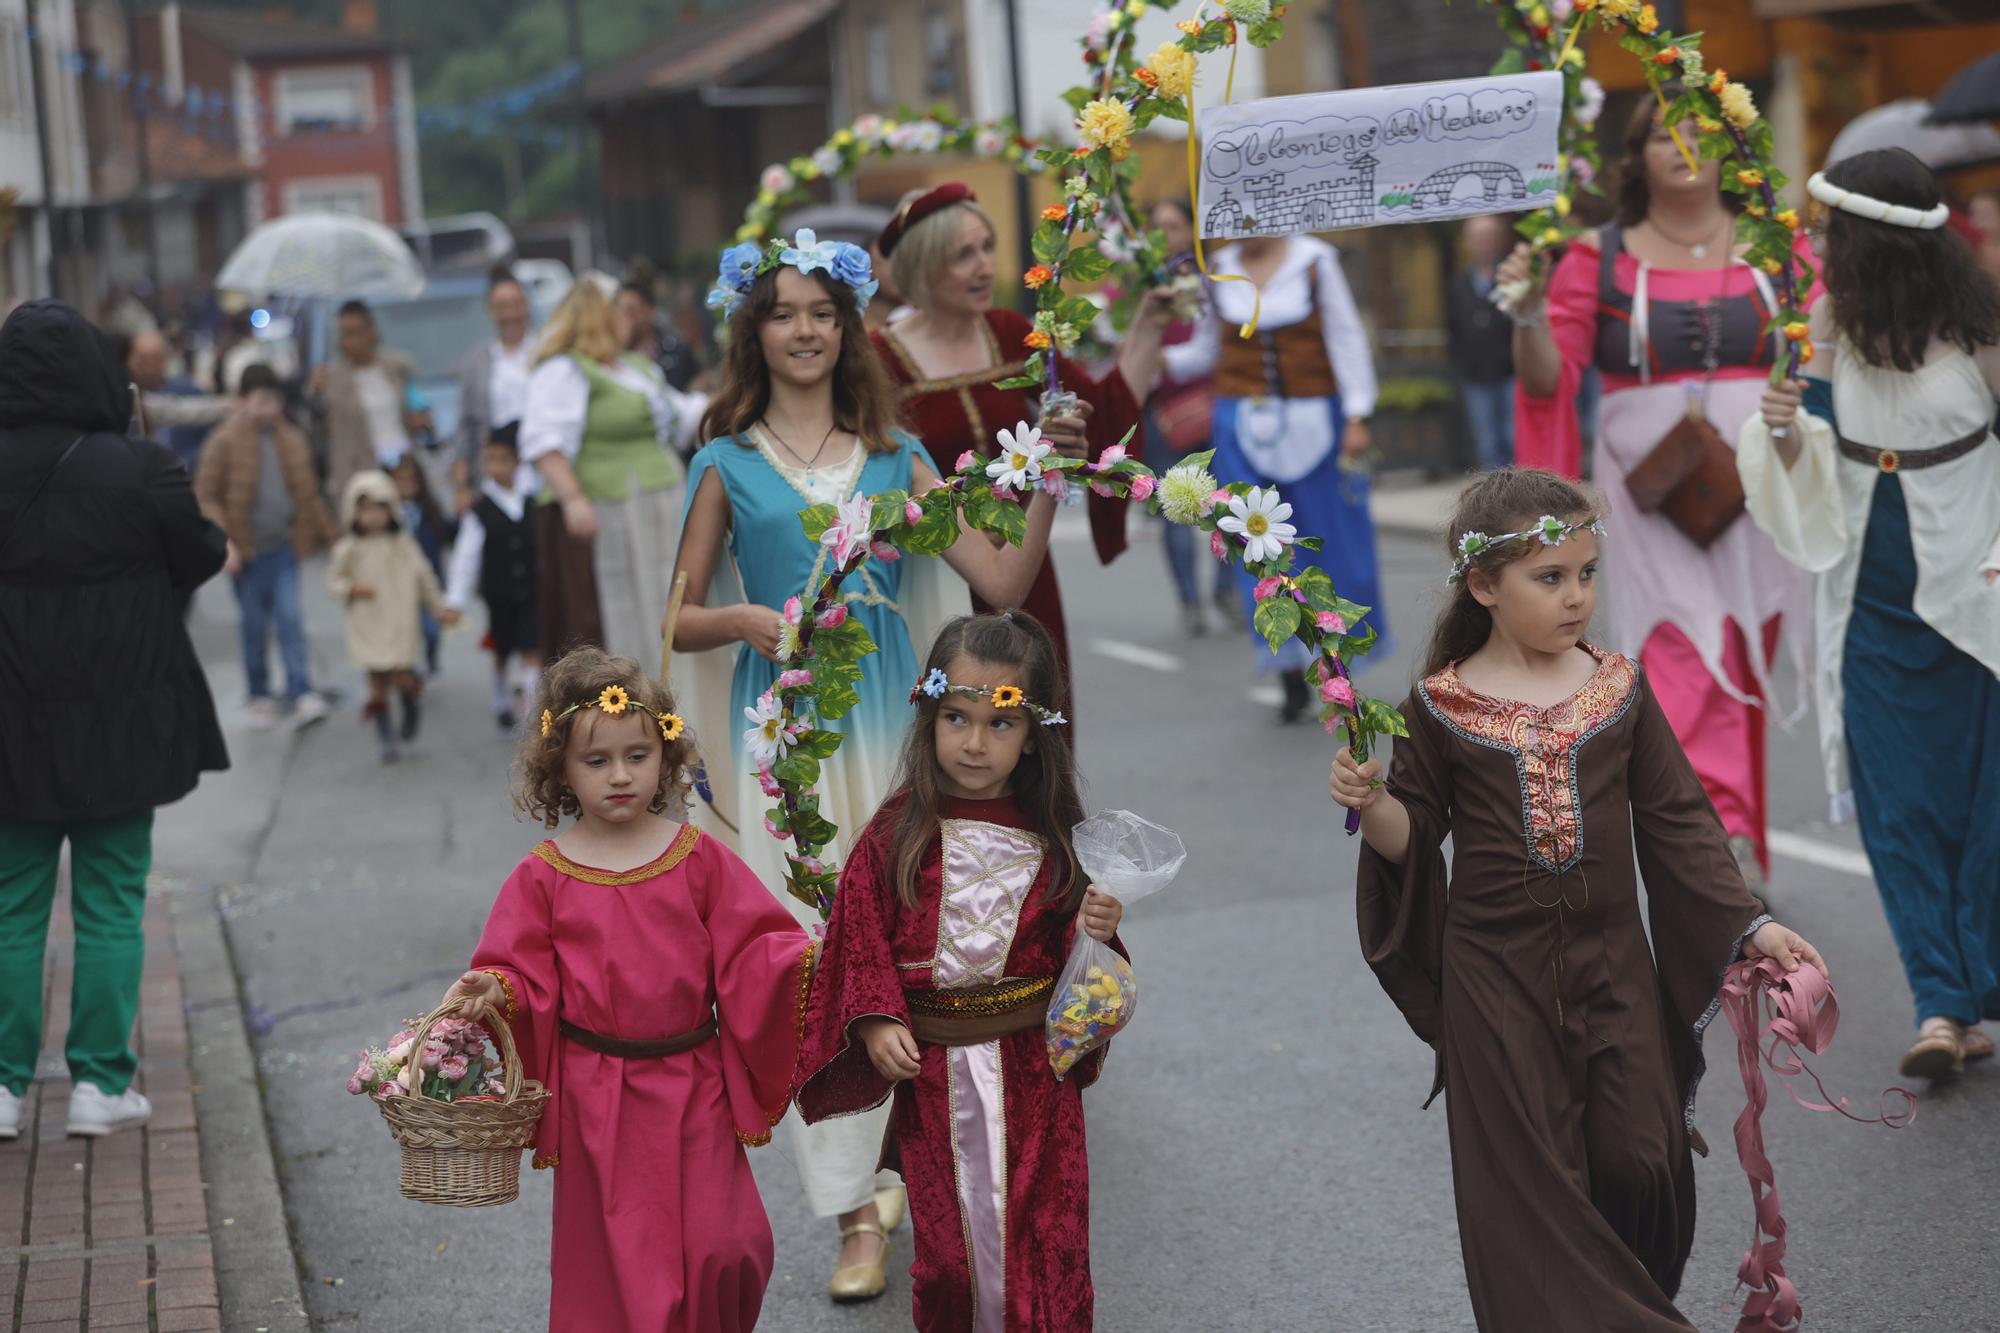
xmin=773 ymin=753 xmax=821 ymax=788
xmin=1056 ymin=296 xmax=1099 ymax=330
xmin=798 ymin=503 xmax=838 ymax=543
xmin=1032 ymin=220 xmax=1070 ymax=268
xmin=1253 ymin=596 xmax=1302 ymax=653
xmin=1063 ymin=245 xmax=1114 ymax=283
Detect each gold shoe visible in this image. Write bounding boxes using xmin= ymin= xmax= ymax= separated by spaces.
xmin=828 ymin=1222 xmax=889 ymax=1303
xmin=875 ymin=1183 xmax=908 ymax=1234
xmin=1899 ymin=1017 xmax=1965 ymax=1080
xmin=1962 ymin=1026 xmax=1994 ymax=1062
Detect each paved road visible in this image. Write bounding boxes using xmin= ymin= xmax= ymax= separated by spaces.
xmin=155 ymin=509 xmax=1998 ymax=1331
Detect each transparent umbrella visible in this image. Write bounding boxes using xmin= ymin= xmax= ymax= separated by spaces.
xmin=1829 ymin=100 xmax=2000 ymax=172
xmin=215 ymin=212 xmax=427 ymax=301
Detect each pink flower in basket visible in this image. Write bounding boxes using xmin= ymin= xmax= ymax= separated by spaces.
xmin=440 ymin=1055 xmax=471 ymax=1082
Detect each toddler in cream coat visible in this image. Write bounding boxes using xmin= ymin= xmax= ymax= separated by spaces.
xmin=329 ymin=470 xmax=455 ymax=761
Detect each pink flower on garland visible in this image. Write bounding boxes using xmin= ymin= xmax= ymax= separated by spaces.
xmin=1320 ymin=674 xmax=1356 ymax=708
xmin=764 ymin=816 xmax=791 ymax=842
xmin=776 ymin=669 xmax=813 ymax=690
xmin=815 ymin=604 xmax=849 ymax=630
xmin=1253 ymin=576 xmax=1284 ymax=602
xmin=1315 ymin=611 xmax=1347 ymax=634
xmin=782 ymin=596 xmax=804 ymax=627
xmin=1210 ymin=530 xmax=1229 ymax=562
xmin=1090 ymin=443 xmax=1128 ymax=474
xmin=956 ymin=450 xmax=977 ymax=472
xmin=905 ymin=500 xmax=924 ymax=524
xmin=871 ymin=540 xmax=901 ymax=561
xmin=1129 ymin=473 xmax=1155 ymax=501
xmin=994 ymin=483 xmax=1018 ymax=502
xmin=820 ymin=492 xmax=877 ymax=566
xmin=757 ymin=766 xmax=782 ymax=797
xmin=1207 ymin=488 xmax=1232 ymax=510
xmin=1041 ymin=471 xmax=1072 ymax=499
xmin=1089 ymin=480 xmax=1115 ymax=498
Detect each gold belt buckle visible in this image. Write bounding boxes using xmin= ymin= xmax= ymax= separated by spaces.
xmin=1877 ymin=448 xmax=1900 ymax=474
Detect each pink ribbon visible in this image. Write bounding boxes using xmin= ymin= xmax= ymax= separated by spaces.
xmin=1716 ymin=957 xmax=1917 ymax=1331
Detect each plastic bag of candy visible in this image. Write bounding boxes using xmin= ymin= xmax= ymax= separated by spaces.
xmin=1046 ymin=810 xmax=1185 ymax=1079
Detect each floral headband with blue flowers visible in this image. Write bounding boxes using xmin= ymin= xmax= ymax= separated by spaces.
xmin=1446 ymin=514 xmax=1608 ymax=587
xmin=908 ymin=668 xmax=1068 ymax=727
xmin=706 ymin=229 xmax=880 ymax=319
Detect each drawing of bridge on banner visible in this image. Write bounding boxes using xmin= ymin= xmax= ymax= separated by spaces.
xmin=1402 ymin=160 xmax=1533 ymax=211
xmin=1203 ymin=156 xmax=1380 ymax=236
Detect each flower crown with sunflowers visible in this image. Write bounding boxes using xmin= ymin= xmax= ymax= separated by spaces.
xmin=908 ymin=667 xmax=1068 ymax=727
xmin=539 ymin=685 xmax=687 ymax=743
xmin=1447 ymin=515 xmax=1608 ymax=587
xmin=706 ymin=228 xmax=879 ymax=320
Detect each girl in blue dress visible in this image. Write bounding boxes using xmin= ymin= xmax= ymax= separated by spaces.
xmin=667 ymin=234 xmax=1063 ymax=1304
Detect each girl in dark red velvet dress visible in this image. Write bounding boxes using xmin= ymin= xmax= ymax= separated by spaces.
xmin=870 ymin=184 xmax=1172 ymax=717
xmin=796 ymin=612 xmax=1126 ymax=1333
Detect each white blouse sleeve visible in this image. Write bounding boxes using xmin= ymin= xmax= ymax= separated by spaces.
xmin=518 ymin=357 xmax=587 ymax=464
xmin=1737 ymin=410 xmax=1848 ymax=574
xmin=442 ymin=509 xmax=485 ymax=611
xmin=661 ymin=383 xmax=711 ymax=454
xmin=1160 ymin=297 xmax=1222 ymax=385
xmin=1316 ymin=246 xmax=1378 ymax=420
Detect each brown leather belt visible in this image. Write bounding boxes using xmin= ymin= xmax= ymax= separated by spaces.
xmin=1838 ymin=426 xmax=1987 ymax=474
xmin=559 ymin=1015 xmax=717 ymax=1058
xmin=904 ymin=977 xmax=1054 ymax=1047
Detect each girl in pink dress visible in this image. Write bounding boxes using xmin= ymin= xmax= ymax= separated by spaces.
xmin=796 ymin=612 xmax=1127 ymax=1332
xmin=439 ymin=647 xmax=813 ymax=1333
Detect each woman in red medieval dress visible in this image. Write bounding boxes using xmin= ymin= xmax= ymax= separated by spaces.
xmin=870 ymin=184 xmax=1172 ymax=718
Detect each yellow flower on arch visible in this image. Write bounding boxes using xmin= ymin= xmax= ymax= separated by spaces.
xmin=991 ymin=685 xmax=1026 ymax=709
xmin=659 ymin=713 xmax=686 ymax=742
xmin=1076 ymin=98 xmax=1134 ymax=160
xmin=598 ymin=685 xmax=631 ymax=716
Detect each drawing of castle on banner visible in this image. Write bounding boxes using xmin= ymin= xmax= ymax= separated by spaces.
xmin=1204 ymin=156 xmax=1380 ymax=235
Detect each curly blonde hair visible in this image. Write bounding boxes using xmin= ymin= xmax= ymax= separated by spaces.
xmin=516 ymin=647 xmax=693 ymax=828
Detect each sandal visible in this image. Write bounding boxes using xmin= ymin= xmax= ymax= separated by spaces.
xmin=1961 ymin=1026 xmax=1994 ymax=1062
xmin=1898 ymin=1017 xmax=1965 ymax=1080
xmin=829 ymin=1221 xmax=889 ymax=1303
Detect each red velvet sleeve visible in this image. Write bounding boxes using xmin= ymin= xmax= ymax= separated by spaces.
xmin=794 ymin=824 xmax=909 ymax=1123
xmin=691 ymin=834 xmax=817 ymax=1148
xmin=468 ymin=854 xmax=564 ymax=1168
xmin=990 ymin=309 xmax=1140 ymax=566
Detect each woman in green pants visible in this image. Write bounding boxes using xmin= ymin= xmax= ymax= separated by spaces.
xmin=0 ymin=301 xmax=230 ymax=1140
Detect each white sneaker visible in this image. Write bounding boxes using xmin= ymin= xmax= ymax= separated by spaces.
xmin=66 ymin=1082 xmax=151 ymax=1138
xmin=245 ymin=697 xmax=280 ymax=730
xmin=289 ymin=691 xmax=331 ymax=728
xmin=0 ymin=1086 xmax=21 ymax=1140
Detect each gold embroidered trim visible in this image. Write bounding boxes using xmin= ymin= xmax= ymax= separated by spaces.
xmin=533 ymin=824 xmax=702 ymax=885
xmin=532 ymin=1153 xmax=560 ymax=1170
xmin=738 ymin=936 xmax=819 ymax=1149
xmin=882 ymin=319 xmax=1024 ymax=399
xmin=905 ymin=976 xmax=1055 ymax=1017
xmin=477 ymin=968 xmax=518 ymax=1023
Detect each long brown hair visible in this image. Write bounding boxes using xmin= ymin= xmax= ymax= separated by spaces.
xmin=1612 ymin=86 xmax=1740 ymax=229
xmin=698 ymin=267 xmax=902 ymax=453
xmin=1421 ymin=469 xmax=1601 ymax=679
xmin=888 ymin=613 xmax=1086 ymax=912
xmin=1821 ymin=149 xmax=2000 ymax=373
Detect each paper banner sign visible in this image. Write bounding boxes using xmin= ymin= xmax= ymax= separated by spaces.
xmin=1196 ymin=71 xmax=1564 ymax=238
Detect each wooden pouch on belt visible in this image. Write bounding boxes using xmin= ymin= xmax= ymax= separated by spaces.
xmin=1624 ymin=407 xmax=1745 ymax=549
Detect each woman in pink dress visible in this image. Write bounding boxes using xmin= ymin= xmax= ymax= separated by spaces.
xmin=440 ymin=647 xmax=813 ymax=1333
xmin=1501 ymin=97 xmax=1815 ymax=895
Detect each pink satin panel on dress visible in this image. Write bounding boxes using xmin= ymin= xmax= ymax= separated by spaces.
xmin=935 ymin=819 xmax=1044 ymax=1333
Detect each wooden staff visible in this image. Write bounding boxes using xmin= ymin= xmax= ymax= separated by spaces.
xmin=660 ymin=570 xmax=740 ymax=834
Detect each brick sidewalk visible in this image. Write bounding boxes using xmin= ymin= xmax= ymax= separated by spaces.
xmin=2 ymin=884 xmax=223 ymax=1332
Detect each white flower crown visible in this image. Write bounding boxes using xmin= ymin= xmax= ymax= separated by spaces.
xmin=1446 ymin=515 xmax=1607 ymax=587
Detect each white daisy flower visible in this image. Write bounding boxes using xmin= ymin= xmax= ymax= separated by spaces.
xmin=986 ymin=422 xmax=1053 ymax=491
xmin=1217 ymin=485 xmax=1297 ymax=565
xmin=742 ymin=692 xmax=796 ymax=767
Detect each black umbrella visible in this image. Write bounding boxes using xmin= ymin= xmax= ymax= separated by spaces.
xmin=1926 ymin=52 xmax=2000 ymax=126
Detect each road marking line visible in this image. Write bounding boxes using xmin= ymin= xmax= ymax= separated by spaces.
xmin=1246 ymin=685 xmax=1282 ymax=707
xmin=1090 ymin=639 xmax=1183 ymax=673
xmin=1768 ymin=831 xmax=1872 ymax=880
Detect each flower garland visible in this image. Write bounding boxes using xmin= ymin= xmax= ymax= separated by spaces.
xmin=756 ymin=427 xmax=1404 ymax=917
xmin=1001 ymin=0 xmax=1291 ymax=398
xmin=734 ymin=113 xmax=1043 ymax=247
xmin=1484 ymin=0 xmax=1815 ymax=378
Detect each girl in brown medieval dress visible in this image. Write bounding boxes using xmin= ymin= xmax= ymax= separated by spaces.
xmin=1329 ymin=468 xmax=1828 ymax=1330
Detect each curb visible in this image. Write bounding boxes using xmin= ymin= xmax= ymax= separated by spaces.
xmin=168 ymin=883 xmax=311 ymax=1331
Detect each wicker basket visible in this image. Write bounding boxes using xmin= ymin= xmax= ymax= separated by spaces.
xmin=375 ymin=997 xmax=549 ymax=1207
